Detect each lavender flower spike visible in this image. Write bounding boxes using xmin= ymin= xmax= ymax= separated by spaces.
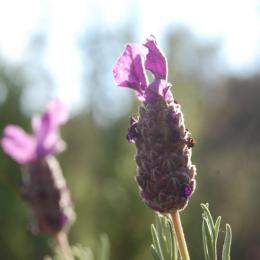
xmin=1 ymin=99 xmax=75 ymax=234
xmin=113 ymin=38 xmax=197 ymax=213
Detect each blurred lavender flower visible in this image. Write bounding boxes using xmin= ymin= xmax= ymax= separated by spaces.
xmin=1 ymin=99 xmax=75 ymax=235
xmin=1 ymin=98 xmax=68 ymax=164
xmin=113 ymin=37 xmax=197 ymax=213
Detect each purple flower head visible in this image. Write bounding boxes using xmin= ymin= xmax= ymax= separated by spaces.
xmin=113 ymin=38 xmax=197 ymax=213
xmin=1 ymin=98 xmax=68 ymax=164
xmin=113 ymin=37 xmax=172 ymax=102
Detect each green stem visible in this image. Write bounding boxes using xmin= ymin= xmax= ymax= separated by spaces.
xmin=55 ymin=231 xmax=74 ymax=260
xmin=171 ymin=211 xmax=190 ymax=260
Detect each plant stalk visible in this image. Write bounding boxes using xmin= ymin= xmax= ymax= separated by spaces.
xmin=171 ymin=211 xmax=190 ymax=260
xmin=55 ymin=231 xmax=74 ymax=260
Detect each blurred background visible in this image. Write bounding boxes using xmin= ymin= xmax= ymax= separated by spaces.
xmin=1 ymin=0 xmax=260 ymax=259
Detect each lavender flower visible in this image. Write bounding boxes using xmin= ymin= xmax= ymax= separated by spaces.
xmin=1 ymin=99 xmax=75 ymax=234
xmin=1 ymin=98 xmax=68 ymax=164
xmin=113 ymin=37 xmax=197 ymax=213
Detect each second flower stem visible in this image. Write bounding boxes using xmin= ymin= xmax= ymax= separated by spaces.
xmin=171 ymin=211 xmax=190 ymax=260
xmin=55 ymin=231 xmax=74 ymax=260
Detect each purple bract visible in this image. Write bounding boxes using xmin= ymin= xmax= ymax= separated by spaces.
xmin=182 ymin=184 xmax=193 ymax=198
xmin=113 ymin=36 xmax=173 ymax=102
xmin=1 ymin=98 xmax=68 ymax=164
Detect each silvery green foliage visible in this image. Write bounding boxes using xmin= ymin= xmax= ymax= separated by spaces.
xmin=150 ymin=213 xmax=179 ymax=260
xmin=150 ymin=204 xmax=232 ymax=260
xmin=201 ymin=203 xmax=232 ymax=260
xmin=44 ymin=234 xmax=110 ymax=260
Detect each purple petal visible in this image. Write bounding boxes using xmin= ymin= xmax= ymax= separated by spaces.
xmin=146 ymin=79 xmax=173 ymax=102
xmin=32 ymin=99 xmax=68 ymax=133
xmin=143 ymin=37 xmax=167 ymax=80
xmin=33 ymin=99 xmax=68 ymax=157
xmin=112 ymin=43 xmax=148 ymax=95
xmin=46 ymin=98 xmax=69 ymax=125
xmin=37 ymin=130 xmax=65 ymax=157
xmin=1 ymin=125 xmax=36 ymax=164
xmin=181 ymin=184 xmax=193 ymax=198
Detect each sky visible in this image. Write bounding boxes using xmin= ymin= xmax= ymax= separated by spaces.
xmin=0 ymin=0 xmax=260 ymax=112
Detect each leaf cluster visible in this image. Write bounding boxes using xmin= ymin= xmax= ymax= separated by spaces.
xmin=150 ymin=214 xmax=178 ymax=260
xmin=201 ymin=203 xmax=232 ymax=260
xmin=45 ymin=234 xmax=110 ymax=260
xmin=150 ymin=204 xmax=232 ymax=260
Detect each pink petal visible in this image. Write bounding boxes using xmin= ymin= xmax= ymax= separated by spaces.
xmin=32 ymin=115 xmax=41 ymax=133
xmin=38 ymin=132 xmax=65 ymax=157
xmin=46 ymin=98 xmax=69 ymax=125
xmin=112 ymin=43 xmax=148 ymax=94
xmin=1 ymin=125 xmax=36 ymax=164
xmin=143 ymin=37 xmax=167 ymax=80
xmin=32 ymin=99 xmax=68 ymax=133
xmin=33 ymin=98 xmax=68 ymax=157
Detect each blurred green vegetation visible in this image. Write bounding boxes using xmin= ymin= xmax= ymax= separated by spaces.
xmin=1 ymin=28 xmax=260 ymax=260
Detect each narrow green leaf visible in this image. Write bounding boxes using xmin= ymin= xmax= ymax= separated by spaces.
xmin=157 ymin=215 xmax=168 ymax=259
xmin=167 ymin=216 xmax=179 ymax=260
xmin=151 ymin=224 xmax=164 ymax=259
xmin=203 ymin=216 xmax=214 ymax=258
xmin=201 ymin=203 xmax=218 ymax=260
xmin=164 ymin=215 xmax=178 ymax=260
xmin=151 ymin=245 xmax=162 ymax=260
xmin=201 ymin=204 xmax=215 ymax=234
xmin=165 ymin=217 xmax=174 ymax=260
xmin=214 ymin=216 xmax=221 ymax=241
xmin=155 ymin=215 xmax=163 ymax=239
xmin=164 ymin=216 xmax=173 ymax=257
xmin=213 ymin=216 xmax=221 ymax=260
xmin=97 ymin=233 xmax=110 ymax=260
xmin=151 ymin=213 xmax=180 ymax=260
xmin=222 ymin=224 xmax=232 ymax=260
xmin=202 ymin=219 xmax=210 ymax=260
